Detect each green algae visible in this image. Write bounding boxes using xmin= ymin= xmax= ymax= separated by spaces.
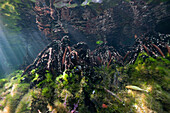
xmin=0 ymin=52 xmax=169 ymax=113
xmin=15 ymin=92 xmax=32 ymax=113
xmin=123 ymin=52 xmax=170 ymax=113
xmin=0 ymin=79 xmax=8 ymax=88
xmin=0 ymin=83 xmax=29 ymax=113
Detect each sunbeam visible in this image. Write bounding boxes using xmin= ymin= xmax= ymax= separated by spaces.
xmin=0 ymin=17 xmax=48 ymax=78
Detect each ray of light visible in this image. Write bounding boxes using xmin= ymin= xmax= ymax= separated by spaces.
xmin=0 ymin=17 xmax=48 ymax=77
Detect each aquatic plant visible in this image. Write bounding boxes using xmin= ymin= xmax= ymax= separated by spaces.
xmin=17 ymin=32 xmax=169 ymax=111
xmin=0 ymin=0 xmax=170 ymax=113
xmin=15 ymin=92 xmax=32 ymax=113
xmin=0 ymin=79 xmax=8 ymax=88
xmin=0 ymin=44 xmax=169 ymax=113
xmin=126 ymin=52 xmax=170 ymax=112
xmin=0 ymin=0 xmax=35 ymax=32
xmin=0 ymin=82 xmax=29 ymax=112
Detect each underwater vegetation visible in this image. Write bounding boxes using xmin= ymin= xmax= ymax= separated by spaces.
xmin=0 ymin=0 xmax=35 ymax=32
xmin=0 ymin=0 xmax=170 ymax=113
xmin=0 ymin=34 xmax=169 ymax=112
xmin=0 ymin=51 xmax=169 ymax=113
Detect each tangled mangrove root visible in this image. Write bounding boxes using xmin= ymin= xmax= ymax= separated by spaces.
xmin=0 ymin=34 xmax=169 ymax=113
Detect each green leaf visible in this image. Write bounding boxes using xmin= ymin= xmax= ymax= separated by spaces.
xmin=32 ymin=73 xmax=39 ymax=82
xmin=96 ymin=40 xmax=103 ymax=45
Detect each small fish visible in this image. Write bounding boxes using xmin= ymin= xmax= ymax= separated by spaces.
xmin=134 ymin=35 xmax=137 ymax=39
xmin=126 ymin=85 xmax=148 ymax=93
xmin=102 ymin=104 xmax=108 ymax=108
xmin=96 ymin=40 xmax=103 ymax=45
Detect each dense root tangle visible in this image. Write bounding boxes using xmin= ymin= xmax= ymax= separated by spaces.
xmin=123 ymin=33 xmax=170 ymax=64
xmin=22 ymin=33 xmax=170 ymax=80
xmin=22 ymin=35 xmax=121 ymax=79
